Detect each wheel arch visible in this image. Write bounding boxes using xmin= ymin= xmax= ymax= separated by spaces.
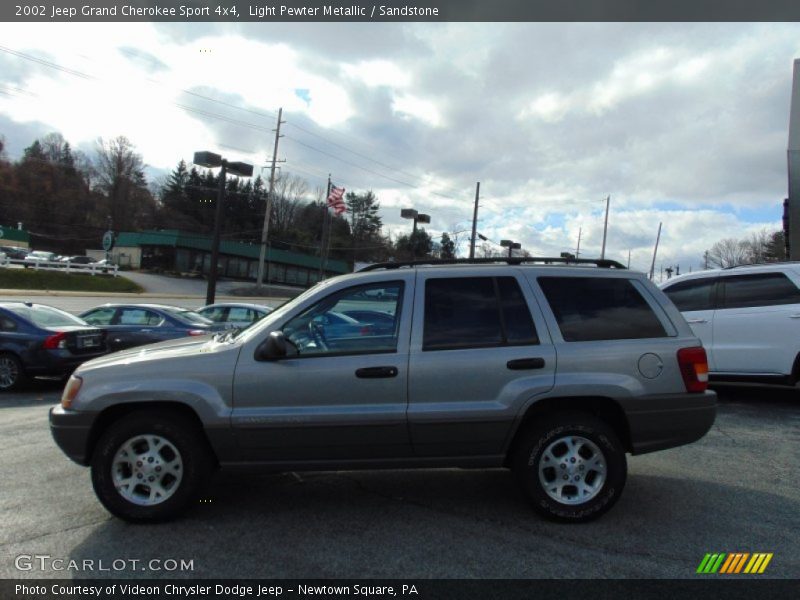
xmin=504 ymin=396 xmax=632 ymax=466
xmin=87 ymin=401 xmax=218 ymax=466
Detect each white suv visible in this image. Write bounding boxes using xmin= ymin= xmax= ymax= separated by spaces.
xmin=661 ymin=263 xmax=800 ymax=385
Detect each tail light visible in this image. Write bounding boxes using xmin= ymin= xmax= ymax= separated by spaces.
xmin=43 ymin=332 xmax=67 ymax=349
xmin=677 ymin=346 xmax=709 ymax=393
xmin=187 ymin=329 xmax=206 ymax=336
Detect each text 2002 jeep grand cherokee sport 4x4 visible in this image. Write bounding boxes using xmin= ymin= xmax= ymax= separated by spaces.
xmin=50 ymin=257 xmax=716 ymax=523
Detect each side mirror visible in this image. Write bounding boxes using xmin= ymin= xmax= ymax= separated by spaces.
xmin=256 ymin=331 xmax=287 ymax=361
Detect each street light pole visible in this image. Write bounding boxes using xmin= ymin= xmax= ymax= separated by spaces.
xmin=206 ymin=160 xmax=227 ymax=306
xmin=194 ymin=151 xmax=253 ymax=306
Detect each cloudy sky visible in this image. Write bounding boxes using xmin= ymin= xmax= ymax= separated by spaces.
xmin=1 ymin=21 xmax=798 ymax=274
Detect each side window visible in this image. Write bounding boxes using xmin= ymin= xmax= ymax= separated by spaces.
xmin=201 ymin=307 xmax=228 ymax=322
xmin=423 ymin=276 xmax=538 ymax=351
xmin=538 ymin=277 xmax=668 ymax=342
xmin=228 ymin=307 xmax=255 ymax=323
xmin=282 ymin=282 xmax=403 ymax=356
xmin=663 ymin=278 xmax=717 ymax=311
xmin=721 ymin=273 xmax=800 ymax=309
xmin=0 ymin=315 xmax=17 ymax=331
xmin=82 ymin=307 xmax=116 ymax=326
xmin=119 ymin=309 xmax=162 ymax=326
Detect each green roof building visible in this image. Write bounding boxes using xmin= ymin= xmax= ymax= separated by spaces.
xmin=0 ymin=226 xmax=31 ymax=248
xmin=113 ymin=230 xmax=348 ymax=288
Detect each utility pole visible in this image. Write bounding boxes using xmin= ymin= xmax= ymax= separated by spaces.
xmin=704 ymin=251 xmax=709 ymax=270
xmin=627 ymin=249 xmax=631 ymax=269
xmin=469 ymin=182 xmax=480 ymax=259
xmin=256 ymin=107 xmax=284 ymax=290
xmin=649 ymin=221 xmax=662 ymax=281
xmin=600 ymin=195 xmax=610 ymax=260
xmin=576 ymin=227 xmax=582 ymax=259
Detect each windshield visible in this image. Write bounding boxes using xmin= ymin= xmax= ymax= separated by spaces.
xmin=161 ymin=307 xmax=213 ymax=325
xmin=6 ymin=304 xmax=88 ymax=328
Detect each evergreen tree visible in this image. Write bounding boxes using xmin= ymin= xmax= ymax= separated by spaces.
xmin=439 ymin=232 xmax=456 ymax=259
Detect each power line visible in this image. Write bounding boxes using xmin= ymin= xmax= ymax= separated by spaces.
xmin=0 ymin=45 xmax=470 ymax=204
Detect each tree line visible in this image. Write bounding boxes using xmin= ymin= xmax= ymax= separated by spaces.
xmin=0 ymin=132 xmax=459 ymax=266
xmin=703 ymin=230 xmax=786 ymax=269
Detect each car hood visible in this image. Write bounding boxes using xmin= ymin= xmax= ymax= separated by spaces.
xmin=77 ymin=334 xmax=233 ymax=371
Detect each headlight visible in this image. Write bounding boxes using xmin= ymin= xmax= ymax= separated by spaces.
xmin=61 ymin=375 xmax=83 ymax=409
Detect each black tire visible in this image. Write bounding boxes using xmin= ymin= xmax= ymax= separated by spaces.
xmin=91 ymin=411 xmax=213 ymax=523
xmin=0 ymin=353 xmax=27 ymax=392
xmin=512 ymin=411 xmax=627 ymax=523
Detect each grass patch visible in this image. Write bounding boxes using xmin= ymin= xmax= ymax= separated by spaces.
xmin=0 ymin=268 xmax=143 ymax=293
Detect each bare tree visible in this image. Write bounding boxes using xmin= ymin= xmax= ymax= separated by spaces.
xmin=706 ymin=238 xmax=750 ymax=268
xmin=95 ymin=136 xmax=148 ymax=231
xmin=270 ymin=173 xmax=308 ymax=233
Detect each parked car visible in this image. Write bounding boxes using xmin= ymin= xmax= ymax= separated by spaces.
xmin=24 ymin=250 xmax=58 ymax=266
xmin=0 ymin=302 xmax=107 ymax=391
xmin=78 ymin=304 xmax=224 ymax=352
xmin=661 ymin=262 xmax=800 ymax=385
xmin=339 ymin=309 xmax=398 ymax=336
xmin=197 ymin=303 xmax=273 ymax=329
xmin=51 ymin=257 xmax=715 ymax=523
xmin=59 ymin=256 xmax=97 ymax=265
xmin=0 ymin=246 xmax=28 ymax=260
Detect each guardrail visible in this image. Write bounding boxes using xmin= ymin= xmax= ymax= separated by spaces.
xmin=0 ymin=257 xmax=119 ymax=277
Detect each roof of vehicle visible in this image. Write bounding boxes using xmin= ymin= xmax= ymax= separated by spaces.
xmin=661 ymin=262 xmax=800 ymax=287
xmin=359 ymin=257 xmax=627 ymax=271
xmin=200 ymin=302 xmax=272 ymax=311
xmin=81 ymin=303 xmax=200 ymax=312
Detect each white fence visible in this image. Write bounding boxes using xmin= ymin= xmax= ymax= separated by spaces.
xmin=1 ymin=258 xmax=119 ymax=277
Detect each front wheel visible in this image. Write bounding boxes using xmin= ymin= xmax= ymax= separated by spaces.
xmin=513 ymin=412 xmax=627 ymax=522
xmin=91 ymin=411 xmax=213 ymax=523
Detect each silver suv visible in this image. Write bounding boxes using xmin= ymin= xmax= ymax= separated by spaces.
xmin=50 ymin=258 xmax=716 ymax=523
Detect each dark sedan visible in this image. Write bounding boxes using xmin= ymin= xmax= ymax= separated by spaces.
xmin=79 ymin=304 xmax=225 ymax=352
xmin=0 ymin=302 xmax=107 ymax=391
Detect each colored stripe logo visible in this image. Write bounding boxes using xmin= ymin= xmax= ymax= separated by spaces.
xmin=697 ymin=553 xmax=773 ymax=574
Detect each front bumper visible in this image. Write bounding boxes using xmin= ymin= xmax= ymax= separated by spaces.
xmin=620 ymin=390 xmax=717 ymax=455
xmin=49 ymin=405 xmax=97 ymax=466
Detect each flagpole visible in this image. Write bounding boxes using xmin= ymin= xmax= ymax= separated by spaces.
xmin=318 ymin=175 xmax=332 ymax=280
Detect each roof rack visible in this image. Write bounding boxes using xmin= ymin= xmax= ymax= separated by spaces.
xmin=358 ymin=257 xmax=627 ymax=272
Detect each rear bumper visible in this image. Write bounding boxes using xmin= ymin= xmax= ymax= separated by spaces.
xmin=25 ymin=349 xmax=106 ymax=377
xmin=49 ymin=405 xmax=96 ymax=466
xmin=620 ymin=391 xmax=717 ymax=455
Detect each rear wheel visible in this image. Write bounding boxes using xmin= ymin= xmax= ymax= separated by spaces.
xmin=91 ymin=411 xmax=213 ymax=522
xmin=0 ymin=353 xmax=27 ymax=391
xmin=513 ymin=411 xmax=627 ymax=522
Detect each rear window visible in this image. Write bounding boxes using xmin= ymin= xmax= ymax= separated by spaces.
xmin=538 ymin=277 xmax=668 ymax=342
xmin=5 ymin=305 xmax=86 ymax=328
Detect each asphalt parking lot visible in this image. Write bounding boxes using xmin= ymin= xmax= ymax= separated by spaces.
xmin=0 ymin=383 xmax=798 ymax=579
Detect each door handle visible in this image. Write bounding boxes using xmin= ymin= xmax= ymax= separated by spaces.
xmin=790 ymin=314 xmax=800 ymax=319
xmin=355 ymin=366 xmax=398 ymax=378
xmin=686 ymin=318 xmax=708 ymax=324
xmin=507 ymin=358 xmax=546 ymax=370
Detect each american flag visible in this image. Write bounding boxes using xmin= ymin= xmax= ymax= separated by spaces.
xmin=327 ymin=185 xmax=346 ymax=215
